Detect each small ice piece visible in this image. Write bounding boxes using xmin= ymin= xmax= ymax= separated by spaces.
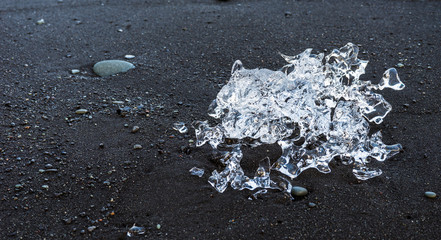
xmin=378 ymin=68 xmax=405 ymax=90
xmin=173 ymin=122 xmax=188 ymax=133
xmin=192 ymin=43 xmax=405 ymax=193
xmin=36 ymin=19 xmax=45 ymax=25
xmin=249 ymin=189 xmax=268 ymax=200
xmin=127 ymin=224 xmax=145 ymax=237
xmin=189 ymin=167 xmax=204 ymax=177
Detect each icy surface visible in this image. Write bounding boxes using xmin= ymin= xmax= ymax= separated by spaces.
xmin=193 ymin=43 xmax=404 ymax=193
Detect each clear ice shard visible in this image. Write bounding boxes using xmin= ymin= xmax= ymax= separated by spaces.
xmin=173 ymin=122 xmax=188 ymax=133
xmin=127 ymin=224 xmax=145 ymax=237
xmin=193 ymin=43 xmax=405 ymax=193
xmin=189 ymin=167 xmax=205 ymax=177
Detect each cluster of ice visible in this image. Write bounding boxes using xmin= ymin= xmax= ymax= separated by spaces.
xmin=193 ymin=43 xmax=404 ymax=193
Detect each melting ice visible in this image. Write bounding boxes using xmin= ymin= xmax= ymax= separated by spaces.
xmin=193 ymin=43 xmax=404 ymax=193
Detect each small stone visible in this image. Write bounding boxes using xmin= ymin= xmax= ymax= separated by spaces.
xmin=396 ymin=63 xmax=404 ymax=68
xmin=308 ymin=202 xmax=316 ymax=208
xmin=99 ymin=143 xmax=105 ymax=149
xmin=156 ymin=224 xmax=161 ymax=230
xmin=93 ymin=60 xmax=135 ymax=77
xmin=71 ymin=69 xmax=80 ymax=74
xmin=87 ymin=226 xmax=97 ymax=232
xmin=133 ymin=144 xmax=142 ymax=150
xmin=63 ymin=218 xmax=72 ymax=225
xmin=37 ymin=19 xmax=45 ymax=25
xmin=425 ymin=191 xmax=437 ymax=199
xmin=75 ymin=109 xmax=88 ymax=114
xmin=291 ymin=186 xmax=308 ymax=197
xmin=124 ymin=55 xmax=135 ymax=59
xmin=41 ymin=185 xmax=49 ymax=190
xmin=131 ymin=126 xmax=140 ymax=133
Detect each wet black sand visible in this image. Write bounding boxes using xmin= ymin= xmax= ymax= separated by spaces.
xmin=1 ymin=0 xmax=440 ymax=239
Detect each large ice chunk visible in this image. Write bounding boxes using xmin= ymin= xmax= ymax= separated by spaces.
xmin=194 ymin=43 xmax=404 ymax=193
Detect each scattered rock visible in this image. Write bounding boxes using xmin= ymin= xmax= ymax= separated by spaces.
xmin=37 ymin=19 xmax=45 ymax=25
xmin=124 ymin=55 xmax=135 ymax=59
xmin=93 ymin=60 xmax=135 ymax=77
xmin=131 ymin=126 xmax=140 ymax=133
xmin=75 ymin=109 xmax=88 ymax=114
xmin=62 ymin=218 xmax=73 ymax=225
xmin=291 ymin=186 xmax=308 ymax=197
xmin=87 ymin=226 xmax=97 ymax=232
xmin=425 ymin=191 xmax=437 ymax=199
xmin=71 ymin=69 xmax=80 ymax=74
xmin=133 ymin=144 xmax=142 ymax=150
xmin=396 ymin=63 xmax=404 ymax=68
xmin=308 ymin=202 xmax=316 ymax=208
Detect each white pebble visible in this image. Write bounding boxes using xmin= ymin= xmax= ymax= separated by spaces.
xmin=75 ymin=109 xmax=88 ymax=114
xmin=425 ymin=191 xmax=437 ymax=199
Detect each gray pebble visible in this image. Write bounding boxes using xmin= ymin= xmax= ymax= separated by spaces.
xmin=425 ymin=191 xmax=437 ymax=199
xmin=131 ymin=126 xmax=140 ymax=133
xmin=133 ymin=144 xmax=142 ymax=150
xmin=75 ymin=109 xmax=88 ymax=114
xmin=291 ymin=186 xmax=308 ymax=197
xmin=308 ymin=202 xmax=316 ymax=208
xmin=93 ymin=60 xmax=135 ymax=77
xmin=87 ymin=226 xmax=97 ymax=232
xmin=71 ymin=69 xmax=80 ymax=74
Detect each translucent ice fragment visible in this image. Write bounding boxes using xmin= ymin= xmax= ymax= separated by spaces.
xmin=193 ymin=121 xmax=224 ymax=148
xmin=360 ymin=92 xmax=392 ymax=124
xmin=192 ymin=43 xmax=405 ymax=193
xmin=242 ymin=157 xmax=271 ymax=190
xmin=249 ymin=189 xmax=268 ymax=200
xmin=173 ymin=122 xmax=188 ymax=133
xmin=352 ymin=164 xmax=382 ymax=180
xmin=189 ymin=167 xmax=204 ymax=177
xmin=127 ymin=224 xmax=145 ymax=237
xmin=378 ymin=68 xmax=405 ymax=90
